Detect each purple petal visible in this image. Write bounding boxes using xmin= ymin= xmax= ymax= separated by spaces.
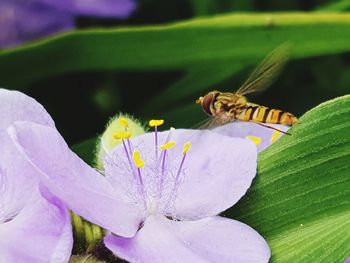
xmin=0 ymin=188 xmax=72 ymax=262
xmin=8 ymin=121 xmax=144 ymax=237
xmin=0 ymin=132 xmax=38 ymax=223
xmin=0 ymin=88 xmax=55 ymax=223
xmin=108 ymin=129 xmax=257 ymax=220
xmin=344 ymin=257 xmax=350 ymax=263
xmin=0 ymin=88 xmax=54 ymax=130
xmin=0 ymin=2 xmax=74 ymax=48
xmin=72 ymin=0 xmax=137 ymax=18
xmin=40 ymin=0 xmax=137 ymax=18
xmin=105 ymin=215 xmax=270 ymax=263
xmin=213 ymin=122 xmax=290 ymax=152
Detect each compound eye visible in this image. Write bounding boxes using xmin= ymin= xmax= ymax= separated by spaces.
xmin=202 ymin=94 xmax=215 ymax=116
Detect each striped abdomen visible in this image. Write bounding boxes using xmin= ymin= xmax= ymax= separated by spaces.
xmin=235 ymin=105 xmax=298 ymax=126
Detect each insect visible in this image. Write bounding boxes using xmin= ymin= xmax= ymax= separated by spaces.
xmin=196 ymin=44 xmax=298 ymax=131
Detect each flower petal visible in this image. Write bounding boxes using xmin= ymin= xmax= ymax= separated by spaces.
xmin=108 ymin=129 xmax=257 ymax=220
xmin=213 ymin=122 xmax=290 ymax=152
xmin=71 ymin=0 xmax=137 ymax=18
xmin=0 ymin=2 xmax=74 ymax=48
xmin=170 ymin=130 xmax=257 ymax=219
xmin=42 ymin=0 xmax=137 ymax=18
xmin=0 ymin=132 xmax=38 ymax=223
xmin=8 ymin=121 xmax=144 ymax=237
xmin=105 ymin=215 xmax=270 ymax=263
xmin=0 ymin=88 xmax=54 ymax=130
xmin=0 ymin=187 xmax=72 ymax=262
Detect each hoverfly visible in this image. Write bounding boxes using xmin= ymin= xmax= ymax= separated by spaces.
xmin=196 ymin=44 xmax=298 ymax=132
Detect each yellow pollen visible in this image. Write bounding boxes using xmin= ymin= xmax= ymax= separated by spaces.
xmin=119 ymin=117 xmax=129 ymax=128
xmin=182 ymin=142 xmax=191 ymax=154
xmin=160 ymin=140 xmax=176 ymax=150
xmin=133 ymin=150 xmax=145 ymax=168
xmin=149 ymin=119 xmax=164 ymax=127
xmin=271 ymin=130 xmax=281 ymax=143
xmin=246 ymin=136 xmax=262 ymax=146
xmin=113 ymin=131 xmax=131 ymax=140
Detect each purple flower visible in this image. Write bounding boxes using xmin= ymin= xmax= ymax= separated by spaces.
xmin=0 ymin=89 xmax=72 ymax=262
xmin=0 ymin=0 xmax=137 ymax=48
xmin=10 ymin=112 xmax=271 ymax=262
xmin=214 ymin=122 xmax=290 ymax=152
xmin=345 ymin=257 xmax=350 ymax=263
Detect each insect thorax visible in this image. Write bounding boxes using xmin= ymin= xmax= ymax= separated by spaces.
xmin=214 ymin=92 xmax=248 ymax=113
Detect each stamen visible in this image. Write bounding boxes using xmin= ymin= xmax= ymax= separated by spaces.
xmin=132 ymin=150 xmax=147 ymax=209
xmin=119 ymin=117 xmax=129 ymax=129
xmin=160 ymin=141 xmax=176 ymax=150
xmin=149 ymin=119 xmax=165 ymax=165
xmin=157 ymin=141 xmax=176 ymax=199
xmin=175 ymin=142 xmax=191 ymax=182
xmin=271 ymin=130 xmax=281 ymax=143
xmin=182 ymin=142 xmax=191 ymax=154
xmin=246 ymin=135 xmax=262 ymax=146
xmin=154 ymin=128 xmax=175 ymax=191
xmin=113 ymin=133 xmax=135 ymax=180
xmin=149 ymin=119 xmax=164 ymax=127
xmin=133 ymin=150 xmax=145 ymax=168
xmin=174 ymin=142 xmax=191 ymax=184
xmin=165 ymin=142 xmax=191 ymax=210
xmin=113 ymin=131 xmax=131 ymax=140
xmin=115 ymin=119 xmax=133 ymax=157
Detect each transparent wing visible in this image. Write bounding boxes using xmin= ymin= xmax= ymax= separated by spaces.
xmin=236 ymin=43 xmax=290 ymax=96
xmin=195 ymin=114 xmax=233 ymax=130
xmin=196 ymin=116 xmax=291 ymax=135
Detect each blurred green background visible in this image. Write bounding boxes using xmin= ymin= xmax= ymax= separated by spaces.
xmin=1 ymin=0 xmax=350 ymax=147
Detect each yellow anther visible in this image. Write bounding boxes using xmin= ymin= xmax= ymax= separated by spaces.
xmin=160 ymin=141 xmax=176 ymax=150
xmin=113 ymin=131 xmax=131 ymax=140
xmin=119 ymin=117 xmax=129 ymax=128
xmin=149 ymin=119 xmax=164 ymax=127
xmin=182 ymin=142 xmax=191 ymax=154
xmin=246 ymin=136 xmax=262 ymax=146
xmin=133 ymin=150 xmax=145 ymax=168
xmin=271 ymin=130 xmax=281 ymax=143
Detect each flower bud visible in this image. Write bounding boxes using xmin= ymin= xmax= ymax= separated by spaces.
xmin=96 ymin=114 xmax=146 ymax=169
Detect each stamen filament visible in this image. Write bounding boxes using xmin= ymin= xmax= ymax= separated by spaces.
xmin=175 ymin=153 xmax=186 ymax=183
xmin=136 ymin=167 xmax=147 ymax=210
xmin=149 ymin=119 xmax=164 ymax=163
xmin=157 ymin=150 xmax=168 ymax=199
xmin=165 ymin=142 xmax=191 ymax=208
xmin=121 ymin=139 xmax=136 ymax=179
xmin=155 ymin=128 xmax=175 ymax=172
xmin=114 ymin=131 xmax=136 ymax=180
xmin=133 ymin=150 xmax=147 ymax=210
xmin=155 ymin=126 xmax=159 ymax=161
xmin=157 ymin=140 xmax=176 ymax=199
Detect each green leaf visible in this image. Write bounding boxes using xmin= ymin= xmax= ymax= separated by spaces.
xmin=3 ymin=13 xmax=350 ymax=88
xmin=69 ymin=255 xmax=106 ymax=263
xmin=317 ymin=0 xmax=350 ymax=12
xmin=142 ymin=62 xmax=242 ymax=114
xmin=228 ymin=95 xmax=350 ymax=262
